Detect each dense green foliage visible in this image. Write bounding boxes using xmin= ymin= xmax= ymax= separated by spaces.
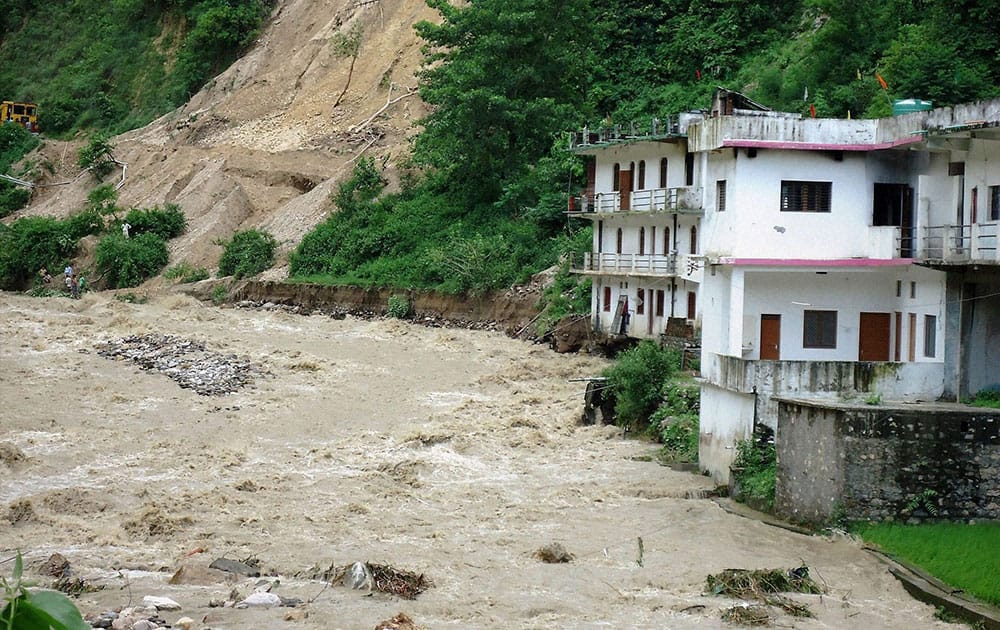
xmin=0 ymin=123 xmax=40 ymax=216
xmin=95 ymin=232 xmax=169 ymax=288
xmin=601 ymin=341 xmax=681 ymax=428
xmin=0 ymin=0 xmax=274 ymax=135
xmin=731 ymin=438 xmax=777 ymax=511
xmin=854 ymin=521 xmax=1000 ymax=606
xmin=0 ymin=217 xmax=77 ymax=288
xmin=649 ymin=381 xmax=701 ymax=463
xmin=217 ymin=228 xmax=278 ymax=279
xmin=124 ymin=203 xmax=187 ymax=240
xmin=290 ymin=158 xmax=570 ymax=294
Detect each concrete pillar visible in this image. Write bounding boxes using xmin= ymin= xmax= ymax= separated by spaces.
xmin=941 ymin=271 xmax=963 ymax=401
xmin=727 ymin=269 xmax=745 ymax=356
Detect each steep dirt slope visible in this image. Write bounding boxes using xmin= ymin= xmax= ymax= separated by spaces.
xmin=21 ymin=0 xmax=437 ymax=277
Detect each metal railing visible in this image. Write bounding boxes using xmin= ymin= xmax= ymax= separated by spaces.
xmin=569 ymin=186 xmax=704 ymax=214
xmin=568 ymin=117 xmax=681 ymax=150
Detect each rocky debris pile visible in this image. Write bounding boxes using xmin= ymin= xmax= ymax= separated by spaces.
xmin=532 ymin=542 xmax=574 ymax=564
xmin=95 ymin=334 xmax=268 ymax=395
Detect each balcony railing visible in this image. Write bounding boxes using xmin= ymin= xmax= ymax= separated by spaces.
xmin=571 ymin=252 xmax=705 ymax=282
xmin=900 ymin=223 xmax=1000 ymax=263
xmin=568 ymin=117 xmax=681 ymax=150
xmin=569 ymin=186 xmax=704 ymax=214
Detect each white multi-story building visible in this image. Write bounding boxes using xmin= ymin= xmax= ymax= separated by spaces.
xmin=572 ymin=90 xmax=1000 ymax=483
xmin=568 ymin=116 xmax=706 ymax=339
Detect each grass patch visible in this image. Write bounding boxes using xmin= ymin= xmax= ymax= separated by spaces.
xmin=853 ymin=521 xmax=1000 ymax=606
xmin=968 ymin=390 xmax=1000 ymax=409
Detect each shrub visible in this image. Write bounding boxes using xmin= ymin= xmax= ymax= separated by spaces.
xmin=124 ymin=203 xmax=187 ymax=239
xmin=95 ymin=232 xmax=169 ymax=288
xmin=217 ymin=228 xmax=278 ymax=279
xmin=731 ymin=438 xmax=777 ymax=512
xmin=211 ymin=284 xmax=228 ymax=305
xmin=386 ymin=294 xmax=413 ymax=319
xmin=0 ymin=217 xmax=77 ymax=289
xmin=601 ymin=341 xmax=681 ymax=428
xmin=970 ymin=389 xmax=1000 ymax=409
xmin=65 ymin=207 xmax=105 ymax=240
xmin=164 ymin=262 xmax=209 ymax=283
xmin=0 ymin=181 xmax=31 ymax=218
xmin=77 ymin=134 xmax=116 ymax=180
xmin=0 ymin=123 xmax=40 ymax=174
xmin=649 ymin=380 xmax=701 ymax=463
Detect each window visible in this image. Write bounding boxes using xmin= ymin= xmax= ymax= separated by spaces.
xmin=638 ymin=227 xmax=646 ymax=255
xmin=663 ymin=227 xmax=671 ymax=253
xmin=689 ymin=225 xmax=698 ymax=254
xmin=603 ymin=286 xmax=612 ymax=312
xmin=910 ymin=281 xmax=916 ymax=299
xmin=717 ymin=180 xmax=727 ymax=212
xmin=659 ymin=158 xmax=668 ymax=188
xmin=650 ymin=227 xmax=656 ymax=255
xmin=655 ymin=290 xmax=665 ymax=317
xmin=781 ymin=181 xmax=832 ymax=213
xmin=924 ymin=315 xmax=936 ymax=357
xmin=684 ymin=154 xmax=694 ymax=186
xmin=613 ymin=163 xmax=620 ymax=191
xmin=896 ymin=280 xmax=902 ymax=297
xmin=637 ymin=160 xmax=646 ymax=190
xmin=990 ymin=185 xmax=1000 ymax=221
xmin=636 ymin=289 xmax=645 ymax=315
xmin=803 ymin=310 xmax=837 ymax=348
xmin=616 ymin=228 xmax=623 ymax=254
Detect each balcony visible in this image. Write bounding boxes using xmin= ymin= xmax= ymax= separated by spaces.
xmin=568 ymin=118 xmax=681 ymax=150
xmin=571 ymin=252 xmax=705 ymax=283
xmin=898 ymin=223 xmax=1000 ymax=264
xmin=568 ymin=186 xmax=704 ymax=215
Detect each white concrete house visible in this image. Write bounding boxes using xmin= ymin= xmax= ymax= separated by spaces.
xmin=693 ymin=92 xmax=1000 ymax=482
xmin=571 ymin=90 xmax=1000 ymax=483
xmin=568 ymin=115 xmax=707 ymax=339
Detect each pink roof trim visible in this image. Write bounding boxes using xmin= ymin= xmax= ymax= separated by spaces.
xmin=723 ymin=135 xmax=923 ymax=152
xmin=720 ymin=258 xmax=914 ymax=268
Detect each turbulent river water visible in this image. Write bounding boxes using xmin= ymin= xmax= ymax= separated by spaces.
xmin=0 ymin=291 xmax=949 ymax=629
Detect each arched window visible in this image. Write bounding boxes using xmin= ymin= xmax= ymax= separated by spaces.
xmin=690 ymin=225 xmax=698 ymax=254
xmin=637 ymin=160 xmax=646 ymax=190
xmin=616 ymin=228 xmax=623 ymax=254
xmin=638 ymin=227 xmax=646 ymax=255
xmin=663 ymin=227 xmax=671 ymax=253
xmin=659 ymin=158 xmax=668 ymax=188
xmin=612 ymin=163 xmax=621 ymax=191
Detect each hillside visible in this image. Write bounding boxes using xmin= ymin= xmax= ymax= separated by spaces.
xmin=16 ymin=0 xmax=437 ymax=278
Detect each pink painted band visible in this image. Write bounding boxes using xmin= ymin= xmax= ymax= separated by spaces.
xmin=722 ymin=135 xmax=923 ymax=152
xmin=720 ymin=258 xmax=914 ymax=267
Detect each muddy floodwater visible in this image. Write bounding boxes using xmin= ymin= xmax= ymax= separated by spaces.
xmin=0 ymin=292 xmax=950 ymax=629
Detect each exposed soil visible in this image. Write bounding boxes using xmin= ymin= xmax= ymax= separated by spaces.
xmin=0 ymin=291 xmax=952 ymax=629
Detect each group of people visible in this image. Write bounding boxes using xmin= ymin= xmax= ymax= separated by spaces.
xmin=38 ymin=265 xmax=85 ymax=299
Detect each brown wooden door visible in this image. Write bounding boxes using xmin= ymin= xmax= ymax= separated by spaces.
xmin=619 ymin=170 xmax=632 ymax=211
xmin=760 ymin=314 xmax=781 ymax=360
xmin=859 ymin=312 xmax=891 ymax=361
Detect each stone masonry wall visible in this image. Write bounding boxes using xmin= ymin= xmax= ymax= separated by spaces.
xmin=775 ymin=399 xmax=1000 ymax=525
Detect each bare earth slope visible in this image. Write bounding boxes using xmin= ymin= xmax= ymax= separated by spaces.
xmin=21 ymin=0 xmax=437 ymax=277
xmin=0 ymin=292 xmax=951 ymax=629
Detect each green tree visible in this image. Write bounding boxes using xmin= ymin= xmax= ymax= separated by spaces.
xmin=413 ymin=0 xmax=596 ymax=205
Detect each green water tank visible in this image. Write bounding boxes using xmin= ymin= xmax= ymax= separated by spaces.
xmin=892 ymin=99 xmax=933 ymax=116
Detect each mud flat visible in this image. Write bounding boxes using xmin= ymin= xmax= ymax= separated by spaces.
xmin=0 ymin=291 xmax=949 ymax=629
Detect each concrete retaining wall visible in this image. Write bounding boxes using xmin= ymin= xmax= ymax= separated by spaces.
xmin=776 ymin=399 xmax=1000 ymax=524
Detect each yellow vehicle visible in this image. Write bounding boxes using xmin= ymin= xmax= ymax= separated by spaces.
xmin=1 ymin=101 xmax=39 ymax=133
